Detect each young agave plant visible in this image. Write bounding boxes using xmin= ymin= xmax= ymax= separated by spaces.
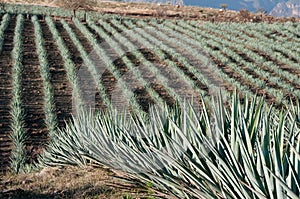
xmin=39 ymin=93 xmax=300 ymax=199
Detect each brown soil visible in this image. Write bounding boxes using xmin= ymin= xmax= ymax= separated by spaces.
xmin=167 ymin=21 xmax=298 ymax=104
xmin=3 ymin=0 xmax=300 ymax=23
xmin=55 ymin=20 xmax=120 ymax=112
xmin=87 ymin=1 xmax=300 ymax=23
xmin=67 ymin=23 xmax=107 ymax=111
xmin=40 ymin=21 xmax=73 ymax=129
xmin=126 ymin=49 xmax=178 ymax=109
xmin=82 ymin=23 xmax=117 ymax=109
xmin=0 ymin=15 xmax=15 ymax=174
xmin=54 ymin=22 xmax=83 ymax=70
xmin=110 ymin=52 xmax=157 ymax=112
xmin=0 ymin=2 xmax=297 ymax=198
xmin=133 ymin=20 xmax=229 ymax=101
xmin=211 ymin=55 xmax=278 ymax=104
xmin=190 ymin=24 xmax=300 ymax=89
xmin=0 ymin=166 xmax=172 ymax=198
xmin=84 ymin=21 xmax=175 ymax=111
xmin=0 ymin=0 xmax=298 ymax=174
xmin=21 ymin=18 xmax=48 ymax=164
xmin=94 ymin=20 xmax=202 ymax=108
xmin=160 ymin=49 xmax=209 ymax=92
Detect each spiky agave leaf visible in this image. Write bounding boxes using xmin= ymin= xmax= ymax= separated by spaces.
xmin=39 ymin=94 xmax=300 ymax=198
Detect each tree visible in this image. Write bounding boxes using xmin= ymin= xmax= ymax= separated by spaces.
xmin=220 ymin=4 xmax=228 ymax=11
xmin=239 ymin=9 xmax=250 ymax=19
xmin=58 ymin=0 xmax=95 ymax=10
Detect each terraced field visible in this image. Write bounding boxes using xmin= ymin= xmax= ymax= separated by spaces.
xmin=0 ymin=10 xmax=299 ymax=172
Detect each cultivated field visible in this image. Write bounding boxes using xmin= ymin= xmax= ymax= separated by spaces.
xmin=0 ymin=5 xmax=299 ymax=173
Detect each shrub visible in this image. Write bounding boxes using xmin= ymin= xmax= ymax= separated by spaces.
xmin=39 ymin=93 xmax=300 ymax=198
xmin=240 ymin=9 xmax=250 ymax=19
xmin=220 ymin=4 xmax=228 ymax=11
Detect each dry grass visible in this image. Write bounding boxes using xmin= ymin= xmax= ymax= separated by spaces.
xmin=2 ymin=0 xmax=298 ymax=22
xmin=0 ymin=166 xmax=170 ymax=198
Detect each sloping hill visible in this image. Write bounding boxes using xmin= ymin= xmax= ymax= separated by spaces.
xmin=0 ymin=3 xmax=299 ymax=173
xmin=1 ymin=0 xmax=299 ymax=22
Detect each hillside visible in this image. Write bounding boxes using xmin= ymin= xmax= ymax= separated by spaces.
xmin=122 ymin=0 xmax=300 ymax=17
xmin=1 ymin=0 xmax=299 ymax=22
xmin=0 ymin=2 xmax=299 ymax=198
xmin=0 ymin=1 xmax=299 ymax=169
xmin=184 ymin=0 xmax=300 ymax=17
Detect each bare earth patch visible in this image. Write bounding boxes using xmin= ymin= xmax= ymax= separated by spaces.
xmin=2 ymin=0 xmax=300 ymax=22
xmin=0 ymin=166 xmax=171 ymax=198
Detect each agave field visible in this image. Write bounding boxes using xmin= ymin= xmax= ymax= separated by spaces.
xmin=0 ymin=4 xmax=299 ymax=198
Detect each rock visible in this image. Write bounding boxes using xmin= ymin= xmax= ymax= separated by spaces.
xmin=22 ymin=179 xmax=33 ymax=184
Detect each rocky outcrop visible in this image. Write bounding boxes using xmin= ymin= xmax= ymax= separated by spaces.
xmin=270 ymin=1 xmax=300 ymax=17
xmin=184 ymin=0 xmax=299 ymax=17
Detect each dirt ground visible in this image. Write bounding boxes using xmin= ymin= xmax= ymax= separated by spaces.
xmin=2 ymin=0 xmax=300 ymax=22
xmin=0 ymin=166 xmax=172 ymax=198
xmin=0 ymin=1 xmax=299 ymax=198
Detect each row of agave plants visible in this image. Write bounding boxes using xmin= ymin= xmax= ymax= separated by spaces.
xmin=38 ymin=93 xmax=300 ymax=199
xmin=10 ymin=14 xmax=28 ymax=173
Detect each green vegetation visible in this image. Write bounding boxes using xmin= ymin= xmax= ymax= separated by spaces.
xmin=0 ymin=13 xmax=9 ymax=52
xmin=10 ymin=14 xmax=27 ymax=173
xmin=0 ymin=3 xmax=108 ymax=21
xmin=39 ymin=94 xmax=300 ymax=198
xmin=32 ymin=15 xmax=57 ymax=137
xmin=220 ymin=4 xmax=228 ymax=11
xmin=1 ymin=166 xmax=159 ymax=198
xmin=45 ymin=16 xmax=83 ymax=111
xmin=0 ymin=3 xmax=299 ymax=198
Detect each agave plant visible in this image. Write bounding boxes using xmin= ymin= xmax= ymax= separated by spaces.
xmin=39 ymin=93 xmax=300 ymax=198
xmin=9 ymin=14 xmax=27 ymax=174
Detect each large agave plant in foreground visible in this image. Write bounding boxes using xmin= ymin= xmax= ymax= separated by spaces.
xmin=39 ymin=94 xmax=300 ymax=199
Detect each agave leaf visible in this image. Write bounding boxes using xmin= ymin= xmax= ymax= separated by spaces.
xmin=216 ymin=127 xmax=244 ymax=180
xmin=238 ymin=179 xmax=266 ymax=199
xmin=257 ymin=143 xmax=274 ymax=199
xmin=239 ymin=142 xmax=265 ymax=197
xmin=240 ymin=113 xmax=254 ymax=158
xmin=230 ymin=91 xmax=239 ymax=158
xmin=201 ymin=96 xmax=212 ymax=138
xmin=248 ymin=97 xmax=264 ymax=144
xmin=285 ymin=155 xmax=300 ymax=193
xmin=266 ymin=167 xmax=299 ymax=199
xmin=39 ymin=93 xmax=300 ymax=198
